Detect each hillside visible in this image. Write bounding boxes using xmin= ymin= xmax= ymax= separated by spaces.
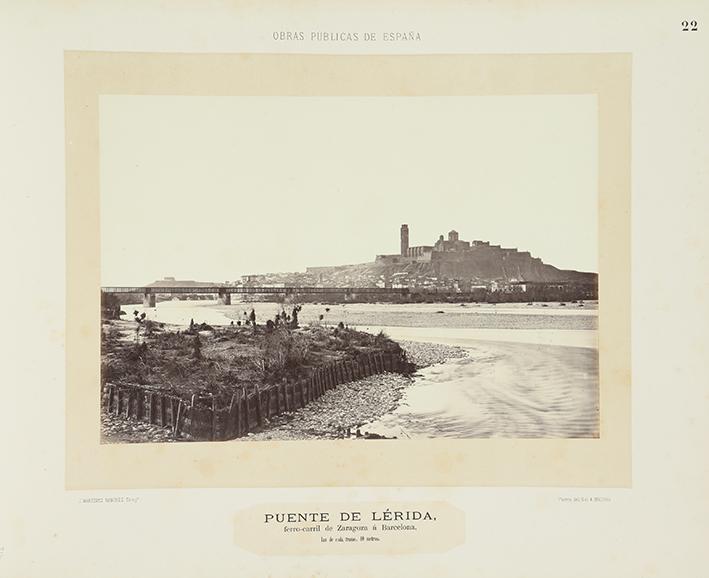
xmin=304 ymin=258 xmax=595 ymax=289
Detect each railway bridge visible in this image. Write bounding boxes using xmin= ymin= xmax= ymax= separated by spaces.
xmin=101 ymin=286 xmax=411 ymax=307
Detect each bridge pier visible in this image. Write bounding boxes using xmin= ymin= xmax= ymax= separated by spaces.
xmin=217 ymin=289 xmax=231 ymax=305
xmin=143 ymin=292 xmax=156 ymax=308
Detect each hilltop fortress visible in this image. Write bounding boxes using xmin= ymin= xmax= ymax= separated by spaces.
xmin=237 ymin=224 xmax=597 ymax=302
xmin=294 ymin=224 xmax=598 ymax=299
xmin=142 ymin=226 xmax=596 ymax=304
xmin=369 ymin=224 xmax=595 ymax=285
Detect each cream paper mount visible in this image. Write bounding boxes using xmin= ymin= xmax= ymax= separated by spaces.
xmin=66 ymin=52 xmax=631 ymax=489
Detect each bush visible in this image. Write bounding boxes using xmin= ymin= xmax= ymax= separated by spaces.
xmin=374 ymin=330 xmax=389 ymax=346
xmin=250 ymin=327 xmax=312 ymax=382
xmin=101 ymin=293 xmax=123 ymax=320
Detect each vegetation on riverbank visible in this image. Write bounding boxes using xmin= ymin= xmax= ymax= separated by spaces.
xmin=101 ymin=320 xmax=408 ymax=404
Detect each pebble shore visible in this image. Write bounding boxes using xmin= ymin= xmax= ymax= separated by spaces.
xmin=399 ymin=339 xmax=467 ymax=368
xmin=101 ymin=340 xmax=467 ymax=443
xmin=247 ymin=340 xmax=467 ymax=441
xmin=101 ymin=412 xmax=175 ymax=444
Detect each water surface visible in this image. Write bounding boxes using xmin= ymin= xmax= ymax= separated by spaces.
xmin=122 ymin=300 xmax=599 ymax=439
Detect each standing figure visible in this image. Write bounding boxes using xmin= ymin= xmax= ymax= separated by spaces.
xmin=291 ymin=304 xmax=302 ymax=328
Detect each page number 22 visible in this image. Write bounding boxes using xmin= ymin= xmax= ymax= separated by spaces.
xmin=681 ymin=20 xmax=698 ymax=31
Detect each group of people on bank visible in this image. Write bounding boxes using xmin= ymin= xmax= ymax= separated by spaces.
xmin=228 ymin=305 xmax=303 ymax=331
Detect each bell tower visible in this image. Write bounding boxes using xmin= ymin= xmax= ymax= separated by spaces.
xmin=400 ymin=224 xmax=409 ymax=256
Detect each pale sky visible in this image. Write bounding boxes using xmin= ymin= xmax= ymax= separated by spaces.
xmin=100 ymin=95 xmax=597 ymax=286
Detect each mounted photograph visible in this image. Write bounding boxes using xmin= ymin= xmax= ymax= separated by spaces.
xmin=99 ymin=94 xmax=599 ymax=444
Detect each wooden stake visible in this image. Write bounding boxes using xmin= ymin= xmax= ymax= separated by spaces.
xmin=174 ymin=401 xmax=183 ymax=437
xmin=189 ymin=394 xmax=197 ymax=438
xmin=211 ymin=396 xmax=217 ymax=441
xmin=160 ymin=396 xmax=166 ymax=426
xmin=255 ymin=387 xmax=263 ymax=427
xmin=136 ymin=391 xmax=144 ymax=421
xmin=235 ymin=391 xmax=242 ymax=437
xmin=226 ymin=393 xmax=236 ymax=438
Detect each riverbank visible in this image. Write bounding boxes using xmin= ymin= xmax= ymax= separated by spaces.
xmin=101 ymin=317 xmax=415 ymax=442
xmin=119 ymin=300 xmax=598 ymax=332
xmin=219 ymin=301 xmax=598 ymax=331
xmin=101 ymin=320 xmax=406 ymax=400
xmin=108 ymin=300 xmax=598 ymax=440
xmin=246 ymin=340 xmax=467 ymax=440
xmin=101 ymin=411 xmax=175 ymax=443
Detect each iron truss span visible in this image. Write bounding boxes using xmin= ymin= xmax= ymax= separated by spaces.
xmin=101 ymin=286 xmax=410 ymax=295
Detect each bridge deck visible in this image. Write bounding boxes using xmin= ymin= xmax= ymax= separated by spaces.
xmin=102 ymin=286 xmax=409 ymax=295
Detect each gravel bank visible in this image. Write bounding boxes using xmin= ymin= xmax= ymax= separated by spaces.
xmin=246 ymin=373 xmax=411 ymax=440
xmin=101 ymin=412 xmax=176 ymax=444
xmin=246 ymin=340 xmax=467 ymax=441
xmin=399 ymin=340 xmax=467 ymax=368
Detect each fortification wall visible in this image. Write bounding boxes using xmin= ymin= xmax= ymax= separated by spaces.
xmin=431 ymin=247 xmax=593 ymax=283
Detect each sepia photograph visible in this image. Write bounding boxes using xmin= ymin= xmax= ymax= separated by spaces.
xmin=99 ymin=94 xmax=599 ymax=443
xmin=6 ymin=0 xmax=708 ymax=575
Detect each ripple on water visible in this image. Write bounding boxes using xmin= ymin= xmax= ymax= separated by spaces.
xmin=363 ymin=341 xmax=599 ymax=439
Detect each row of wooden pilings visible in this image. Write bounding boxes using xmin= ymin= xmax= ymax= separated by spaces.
xmin=102 ymin=350 xmax=408 ymax=441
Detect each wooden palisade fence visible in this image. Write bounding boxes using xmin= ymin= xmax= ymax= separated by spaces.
xmin=102 ymin=350 xmax=409 ymax=441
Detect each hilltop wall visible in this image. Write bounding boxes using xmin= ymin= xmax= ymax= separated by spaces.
xmin=430 ymin=248 xmax=594 ymax=283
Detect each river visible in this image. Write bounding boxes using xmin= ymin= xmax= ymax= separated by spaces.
xmin=121 ymin=299 xmax=599 ymax=438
